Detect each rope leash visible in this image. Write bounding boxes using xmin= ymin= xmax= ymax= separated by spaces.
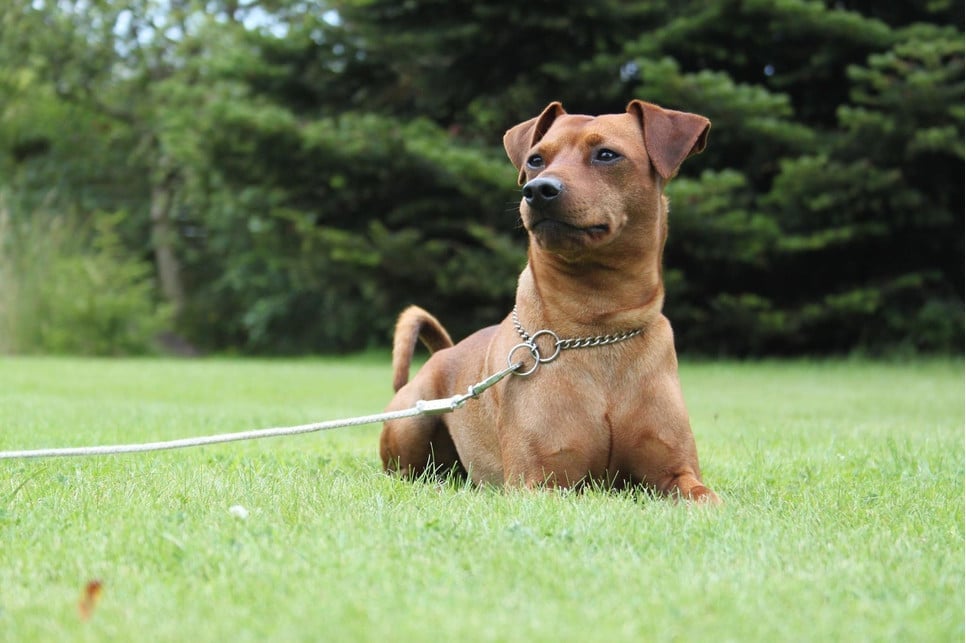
xmin=0 ymin=313 xmax=644 ymax=461
xmin=0 ymin=408 xmax=422 ymax=460
xmin=0 ymin=362 xmax=523 ymax=460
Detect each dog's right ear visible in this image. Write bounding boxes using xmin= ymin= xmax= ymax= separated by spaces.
xmin=503 ymin=102 xmax=566 ymax=185
xmin=627 ymin=99 xmax=710 ymax=181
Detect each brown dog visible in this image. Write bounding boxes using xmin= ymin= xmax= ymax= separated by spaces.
xmin=380 ymin=100 xmax=719 ymax=503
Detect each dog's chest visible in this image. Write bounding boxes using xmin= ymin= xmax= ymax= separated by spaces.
xmin=504 ymin=364 xmax=641 ymax=467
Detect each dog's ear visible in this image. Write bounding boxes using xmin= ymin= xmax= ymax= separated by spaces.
xmin=627 ymin=100 xmax=710 ymax=180
xmin=503 ymin=101 xmax=567 ymax=185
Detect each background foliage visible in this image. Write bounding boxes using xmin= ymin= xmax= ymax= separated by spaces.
xmin=0 ymin=0 xmax=962 ymax=355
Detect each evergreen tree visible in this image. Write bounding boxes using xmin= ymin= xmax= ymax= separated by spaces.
xmin=614 ymin=1 xmax=963 ymax=353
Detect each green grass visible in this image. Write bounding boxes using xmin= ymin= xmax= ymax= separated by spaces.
xmin=1 ymin=356 xmax=963 ymax=642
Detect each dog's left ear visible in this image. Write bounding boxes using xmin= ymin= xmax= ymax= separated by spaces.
xmin=627 ymin=100 xmax=710 ymax=180
xmin=503 ymin=101 xmax=567 ymax=185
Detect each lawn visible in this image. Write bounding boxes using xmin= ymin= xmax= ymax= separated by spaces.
xmin=1 ymin=356 xmax=963 ymax=642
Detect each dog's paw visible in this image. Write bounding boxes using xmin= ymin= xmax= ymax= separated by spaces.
xmin=688 ymin=485 xmax=722 ymax=505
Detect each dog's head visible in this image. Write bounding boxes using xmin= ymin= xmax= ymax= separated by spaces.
xmin=503 ymin=100 xmax=709 ymax=258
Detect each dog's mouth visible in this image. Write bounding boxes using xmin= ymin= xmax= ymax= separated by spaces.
xmin=531 ymin=218 xmax=611 ymax=243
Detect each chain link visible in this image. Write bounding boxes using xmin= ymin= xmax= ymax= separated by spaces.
xmin=510 ymin=305 xmax=642 ymax=375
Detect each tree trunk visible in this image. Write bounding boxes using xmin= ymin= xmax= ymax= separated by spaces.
xmin=150 ymin=169 xmax=185 ymax=315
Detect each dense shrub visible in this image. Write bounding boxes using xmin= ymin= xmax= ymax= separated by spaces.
xmin=0 ymin=202 xmax=169 ymax=355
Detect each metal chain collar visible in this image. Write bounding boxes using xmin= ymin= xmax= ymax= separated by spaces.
xmin=508 ymin=305 xmax=643 ymax=376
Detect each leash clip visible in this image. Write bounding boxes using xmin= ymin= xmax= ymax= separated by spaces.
xmin=415 ymin=396 xmax=465 ymax=415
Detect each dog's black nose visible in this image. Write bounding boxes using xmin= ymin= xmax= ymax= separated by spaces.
xmin=522 ymin=177 xmax=564 ymax=208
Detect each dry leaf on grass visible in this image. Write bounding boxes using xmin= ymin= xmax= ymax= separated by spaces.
xmin=78 ymin=579 xmax=103 ymax=621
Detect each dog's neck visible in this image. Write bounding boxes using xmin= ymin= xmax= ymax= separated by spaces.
xmin=517 ymin=243 xmax=665 ymax=337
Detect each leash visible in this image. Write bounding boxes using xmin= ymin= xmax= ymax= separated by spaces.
xmin=0 ymin=362 xmax=523 ymax=460
xmin=0 ymin=312 xmax=642 ymax=461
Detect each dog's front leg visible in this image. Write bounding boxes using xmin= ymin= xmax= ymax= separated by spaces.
xmin=660 ymin=470 xmax=720 ymax=504
xmin=613 ymin=385 xmax=721 ymax=503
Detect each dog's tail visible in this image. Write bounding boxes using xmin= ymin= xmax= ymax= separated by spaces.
xmin=392 ymin=306 xmax=454 ymax=392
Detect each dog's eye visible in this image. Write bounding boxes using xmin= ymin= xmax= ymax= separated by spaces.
xmin=594 ymin=148 xmax=622 ymax=163
xmin=526 ymin=154 xmax=544 ymax=169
